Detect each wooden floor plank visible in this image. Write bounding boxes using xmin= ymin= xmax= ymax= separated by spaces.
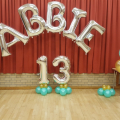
xmin=0 ymin=89 xmax=120 ymax=120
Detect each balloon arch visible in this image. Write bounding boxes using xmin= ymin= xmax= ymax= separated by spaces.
xmin=0 ymin=1 xmax=105 ymax=57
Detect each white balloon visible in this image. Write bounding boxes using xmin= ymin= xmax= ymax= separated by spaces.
xmin=0 ymin=23 xmax=29 ymax=57
xmin=18 ymin=4 xmax=45 ymax=37
xmin=46 ymin=1 xmax=66 ymax=33
xmin=76 ymin=20 xmax=105 ymax=53
xmin=63 ymin=8 xmax=87 ymax=40
xmin=53 ymin=56 xmax=71 ymax=84
xmin=36 ymin=56 xmax=49 ymax=84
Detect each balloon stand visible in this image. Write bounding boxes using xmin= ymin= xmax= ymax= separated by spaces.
xmin=35 ymin=83 xmax=52 ymax=96
xmin=97 ymin=85 xmax=115 ymax=98
xmin=55 ymin=84 xmax=72 ymax=96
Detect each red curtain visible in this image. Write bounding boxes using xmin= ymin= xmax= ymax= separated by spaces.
xmin=0 ymin=0 xmax=120 ymax=74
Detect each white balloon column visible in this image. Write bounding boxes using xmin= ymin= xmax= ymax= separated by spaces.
xmin=36 ymin=56 xmax=72 ymax=96
xmin=53 ymin=56 xmax=72 ymax=96
xmin=36 ymin=56 xmax=52 ymax=96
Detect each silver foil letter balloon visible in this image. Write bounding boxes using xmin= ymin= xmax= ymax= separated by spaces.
xmin=0 ymin=23 xmax=29 ymax=57
xmin=52 ymin=56 xmax=71 ymax=84
xmin=46 ymin=1 xmax=66 ymax=33
xmin=63 ymin=8 xmax=87 ymax=40
xmin=18 ymin=4 xmax=45 ymax=37
xmin=76 ymin=20 xmax=105 ymax=53
xmin=36 ymin=56 xmax=49 ymax=84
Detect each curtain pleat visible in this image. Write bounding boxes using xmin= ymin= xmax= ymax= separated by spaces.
xmin=105 ymin=0 xmax=113 ymax=73
xmin=100 ymin=0 xmax=107 ymax=73
xmin=0 ymin=0 xmax=119 ymax=74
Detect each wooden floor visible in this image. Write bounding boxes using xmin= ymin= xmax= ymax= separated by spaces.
xmin=0 ymin=89 xmax=120 ymax=120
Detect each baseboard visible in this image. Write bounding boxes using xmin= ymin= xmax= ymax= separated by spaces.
xmin=0 ymin=86 xmax=120 ymax=90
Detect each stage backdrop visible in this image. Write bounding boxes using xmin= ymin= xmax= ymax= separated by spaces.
xmin=0 ymin=0 xmax=120 ymax=74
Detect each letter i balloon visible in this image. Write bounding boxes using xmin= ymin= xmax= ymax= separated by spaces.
xmin=35 ymin=56 xmax=52 ymax=96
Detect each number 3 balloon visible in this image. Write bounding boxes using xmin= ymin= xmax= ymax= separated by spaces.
xmin=52 ymin=56 xmax=71 ymax=84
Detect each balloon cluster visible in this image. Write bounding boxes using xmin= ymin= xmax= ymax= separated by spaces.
xmin=36 ymin=56 xmax=71 ymax=96
xmin=97 ymin=85 xmax=115 ymax=98
xmin=35 ymin=83 xmax=52 ymax=96
xmin=0 ymin=2 xmax=105 ymax=57
xmin=55 ymin=84 xmax=72 ymax=96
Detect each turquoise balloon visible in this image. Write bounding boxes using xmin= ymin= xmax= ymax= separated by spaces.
xmin=97 ymin=88 xmax=104 ymax=96
xmin=55 ymin=86 xmax=61 ymax=94
xmin=110 ymin=88 xmax=115 ymax=96
xmin=41 ymin=88 xmax=47 ymax=96
xmin=66 ymin=87 xmax=72 ymax=94
xmin=104 ymin=90 xmax=111 ymax=98
xmin=60 ymin=88 xmax=67 ymax=96
xmin=47 ymin=86 xmax=52 ymax=93
xmin=35 ymin=86 xmax=41 ymax=94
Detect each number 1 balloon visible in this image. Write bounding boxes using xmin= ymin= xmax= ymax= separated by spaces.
xmin=76 ymin=20 xmax=105 ymax=53
xmin=18 ymin=4 xmax=45 ymax=37
xmin=52 ymin=56 xmax=71 ymax=84
xmin=46 ymin=1 xmax=66 ymax=33
xmin=0 ymin=23 xmax=29 ymax=57
xmin=36 ymin=56 xmax=49 ymax=84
